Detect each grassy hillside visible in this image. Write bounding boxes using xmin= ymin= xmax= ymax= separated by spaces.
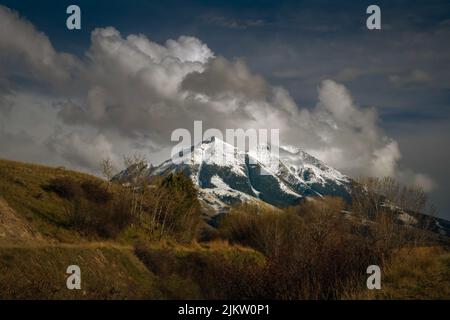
xmin=134 ymin=241 xmax=265 ymax=299
xmin=0 ymin=158 xmax=264 ymax=299
xmin=353 ymin=246 xmax=450 ymax=299
xmin=0 ymin=158 xmax=101 ymax=243
xmin=0 ymin=158 xmax=449 ymax=299
xmin=0 ymin=244 xmax=162 ymax=299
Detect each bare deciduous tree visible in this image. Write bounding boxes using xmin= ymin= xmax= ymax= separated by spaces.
xmin=101 ymin=158 xmax=115 ymax=185
xmin=352 ymin=176 xmax=433 ymax=251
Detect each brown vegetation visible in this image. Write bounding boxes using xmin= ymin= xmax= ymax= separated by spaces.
xmin=216 ymin=197 xmax=383 ymax=299
xmin=352 ymin=246 xmax=450 ymax=299
xmin=44 ymin=169 xmax=201 ymax=241
xmin=134 ymin=241 xmax=264 ymax=299
xmin=45 ymin=177 xmax=133 ymax=238
xmin=0 ymin=158 xmax=448 ymax=299
xmin=211 ymin=176 xmax=445 ymax=299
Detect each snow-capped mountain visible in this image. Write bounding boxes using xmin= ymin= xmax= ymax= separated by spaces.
xmin=115 ymin=137 xmax=353 ymax=214
xmin=113 ymin=137 xmax=450 ymax=237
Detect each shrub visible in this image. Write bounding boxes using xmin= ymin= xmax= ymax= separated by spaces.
xmin=352 ymin=177 xmax=435 ymax=250
xmin=45 ymin=177 xmax=133 ymax=238
xmin=136 ymin=172 xmax=202 ymax=242
xmin=218 ymin=197 xmax=386 ymax=299
xmin=80 ymin=180 xmax=112 ymax=204
xmin=45 ymin=171 xmax=202 ymax=241
xmin=44 ymin=176 xmax=82 ymax=200
xmin=134 ymin=242 xmax=264 ymax=299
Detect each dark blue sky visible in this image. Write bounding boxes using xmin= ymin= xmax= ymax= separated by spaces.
xmin=3 ymin=0 xmax=449 ymax=117
xmin=1 ymin=0 xmax=450 ymax=217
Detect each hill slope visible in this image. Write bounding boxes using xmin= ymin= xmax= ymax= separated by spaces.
xmin=0 ymin=158 xmax=265 ymax=299
xmin=0 ymin=158 xmax=101 ymax=243
xmin=0 ymin=157 xmax=449 ymax=299
xmin=0 ymin=244 xmax=162 ymax=299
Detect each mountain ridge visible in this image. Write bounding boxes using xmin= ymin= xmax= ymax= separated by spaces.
xmin=114 ymin=138 xmax=450 ymax=238
xmin=115 ymin=137 xmax=353 ymax=213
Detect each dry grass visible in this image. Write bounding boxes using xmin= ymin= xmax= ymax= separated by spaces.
xmin=44 ymin=176 xmax=134 ymax=238
xmin=216 ymin=197 xmax=445 ymax=299
xmin=134 ymin=240 xmax=265 ymax=299
xmin=0 ymin=158 xmax=201 ymax=242
xmin=351 ymin=246 xmax=450 ymax=299
xmin=0 ymin=244 xmax=162 ymax=299
xmin=0 ymin=158 xmax=104 ymax=242
xmin=1 ymin=158 xmax=449 ymax=300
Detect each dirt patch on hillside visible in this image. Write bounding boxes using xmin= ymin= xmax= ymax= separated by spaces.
xmin=0 ymin=197 xmax=44 ymax=245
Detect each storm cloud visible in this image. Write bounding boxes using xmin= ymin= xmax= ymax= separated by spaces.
xmin=0 ymin=5 xmax=435 ymax=195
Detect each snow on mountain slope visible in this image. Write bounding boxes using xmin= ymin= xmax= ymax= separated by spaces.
xmin=279 ymin=145 xmax=349 ymax=186
xmin=115 ymin=137 xmax=353 ymax=214
xmin=113 ymin=139 xmax=450 ymax=238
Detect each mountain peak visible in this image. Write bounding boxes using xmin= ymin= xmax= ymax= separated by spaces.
xmin=117 ymin=138 xmax=353 ymax=214
xmin=200 ymin=135 xmax=222 ymax=145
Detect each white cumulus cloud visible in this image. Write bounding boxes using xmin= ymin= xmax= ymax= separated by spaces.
xmin=0 ymin=5 xmax=434 ymax=192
